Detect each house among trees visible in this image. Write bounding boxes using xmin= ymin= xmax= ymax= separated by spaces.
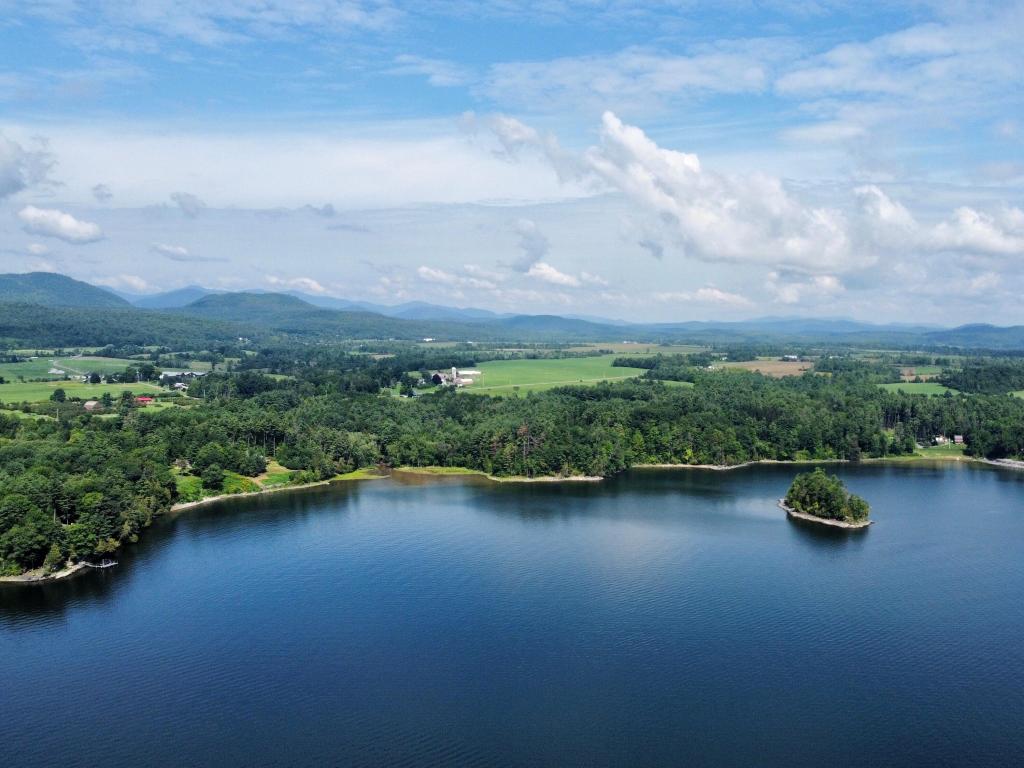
xmin=431 ymin=367 xmax=479 ymax=387
xmin=135 ymin=396 xmax=155 ymax=407
xmin=954 ymin=435 xmax=965 ymax=444
xmin=83 ymin=400 xmax=100 ymax=412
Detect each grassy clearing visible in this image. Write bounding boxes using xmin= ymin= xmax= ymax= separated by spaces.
xmin=879 ymin=382 xmax=958 ymax=396
xmin=0 ymin=356 xmax=138 ymax=381
xmin=174 ymin=473 xmax=204 ymax=503
xmin=257 ymin=459 xmax=298 ymax=488
xmin=0 ymin=379 xmax=164 ymax=404
xmin=1012 ymin=391 xmax=1024 ymax=400
xmin=464 ymin=355 xmax=645 ymax=395
xmin=878 ymin=442 xmax=967 ymax=462
xmin=334 ymin=467 xmax=388 ymax=481
xmin=720 ymin=359 xmax=812 ymax=378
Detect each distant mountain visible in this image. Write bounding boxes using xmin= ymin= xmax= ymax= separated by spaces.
xmin=285 ymin=292 xmax=503 ymax=321
xmin=181 ymin=292 xmax=318 ymax=320
xmin=923 ymin=324 xmax=1024 ymax=350
xmin=0 ymin=272 xmax=132 ymax=309
xmin=387 ymin=302 xmax=503 ymax=322
xmin=133 ymin=285 xmax=219 ymax=309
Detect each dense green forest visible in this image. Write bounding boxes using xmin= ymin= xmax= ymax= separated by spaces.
xmin=785 ymin=469 xmax=870 ymax=523
xmin=4 ymin=352 xmax=1024 ymax=575
xmin=940 ymin=360 xmax=1024 ymax=394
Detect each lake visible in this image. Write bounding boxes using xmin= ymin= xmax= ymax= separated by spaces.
xmin=3 ymin=464 xmax=1023 ymax=767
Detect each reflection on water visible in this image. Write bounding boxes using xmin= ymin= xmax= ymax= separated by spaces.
xmin=2 ymin=463 xmax=1023 ymax=768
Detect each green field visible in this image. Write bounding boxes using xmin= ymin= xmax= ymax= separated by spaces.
xmin=1013 ymin=391 xmax=1024 ymax=399
xmin=0 ymin=355 xmax=139 ymax=381
xmin=0 ymin=379 xmax=163 ymax=404
xmin=465 ymin=355 xmax=646 ymax=394
xmin=879 ymin=382 xmax=958 ymax=396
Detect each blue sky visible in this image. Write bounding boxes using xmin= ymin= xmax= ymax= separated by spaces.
xmin=1 ymin=1 xmax=1022 ymax=322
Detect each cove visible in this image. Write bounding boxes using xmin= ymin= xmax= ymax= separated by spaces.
xmin=2 ymin=463 xmax=1023 ymax=767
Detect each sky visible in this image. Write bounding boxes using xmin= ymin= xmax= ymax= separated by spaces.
xmin=0 ymin=1 xmax=1022 ymax=324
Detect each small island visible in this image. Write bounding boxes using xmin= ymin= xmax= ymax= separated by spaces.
xmin=781 ymin=469 xmax=872 ymax=529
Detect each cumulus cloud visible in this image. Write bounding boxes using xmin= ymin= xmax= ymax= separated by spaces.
xmin=92 ymin=183 xmax=113 ymax=202
xmin=170 ymin=191 xmax=206 ymax=217
xmin=584 ymin=112 xmax=855 ymax=271
xmin=855 ymin=185 xmax=1024 ymax=257
xmin=265 ymin=275 xmax=327 ymax=294
xmin=495 ymin=112 xmax=1024 ymax=284
xmin=767 ymin=272 xmax=844 ymax=305
xmin=17 ymin=206 xmax=103 ymax=243
xmin=655 ymin=287 xmax=753 ymax=307
xmin=416 ymin=265 xmax=497 ymax=290
xmin=27 ymin=242 xmax=50 ymax=255
xmin=0 ymin=135 xmax=53 ymax=199
xmin=527 ymin=262 xmax=579 ymax=287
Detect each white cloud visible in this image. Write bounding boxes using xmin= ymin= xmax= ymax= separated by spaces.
xmin=526 ymin=261 xmax=579 ymax=287
xmin=583 ymin=112 xmax=856 ymax=272
xmin=416 ymin=265 xmax=497 ymax=290
xmin=654 ymin=286 xmax=752 ymax=307
xmin=16 ymin=205 xmax=103 ymax=243
xmin=27 ymin=242 xmax=50 ymax=255
xmin=767 ymin=272 xmax=844 ymax=305
xmin=265 ymin=275 xmax=327 ymax=294
xmin=855 ymin=185 xmax=1024 ymax=257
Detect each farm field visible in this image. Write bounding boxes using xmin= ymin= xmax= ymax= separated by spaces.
xmin=465 ymin=355 xmax=646 ymax=394
xmin=899 ymin=364 xmax=944 ymax=381
xmin=879 ymin=382 xmax=958 ymax=396
xmin=719 ymin=358 xmax=811 ymax=378
xmin=0 ymin=379 xmax=163 ymax=404
xmin=0 ymin=355 xmax=138 ymax=381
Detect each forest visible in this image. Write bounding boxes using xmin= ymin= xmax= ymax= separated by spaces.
xmin=784 ymin=469 xmax=871 ymax=523
xmin=3 ymin=348 xmax=1024 ymax=575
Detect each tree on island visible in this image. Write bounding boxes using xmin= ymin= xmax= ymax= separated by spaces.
xmin=785 ymin=469 xmax=870 ymax=523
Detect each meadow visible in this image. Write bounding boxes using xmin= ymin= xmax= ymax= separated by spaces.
xmin=0 ymin=355 xmax=138 ymax=381
xmin=720 ymin=358 xmax=812 ymax=378
xmin=0 ymin=379 xmax=164 ymax=404
xmin=879 ymin=382 xmax=958 ymax=396
xmin=465 ymin=355 xmax=646 ymax=394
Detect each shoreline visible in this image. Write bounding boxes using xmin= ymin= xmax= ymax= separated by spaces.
xmin=392 ymin=466 xmax=603 ymax=483
xmin=5 ymin=456 xmax=1017 ymax=584
xmin=0 ymin=560 xmax=89 ymax=585
xmin=779 ymin=499 xmax=873 ymax=530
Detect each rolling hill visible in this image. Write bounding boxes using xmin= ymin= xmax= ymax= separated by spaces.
xmin=0 ymin=272 xmax=132 ymax=309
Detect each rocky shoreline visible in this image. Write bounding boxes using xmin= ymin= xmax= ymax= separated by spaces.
xmin=779 ymin=499 xmax=872 ymax=529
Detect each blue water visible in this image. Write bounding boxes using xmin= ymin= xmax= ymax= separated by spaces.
xmin=3 ymin=464 xmax=1023 ymax=767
